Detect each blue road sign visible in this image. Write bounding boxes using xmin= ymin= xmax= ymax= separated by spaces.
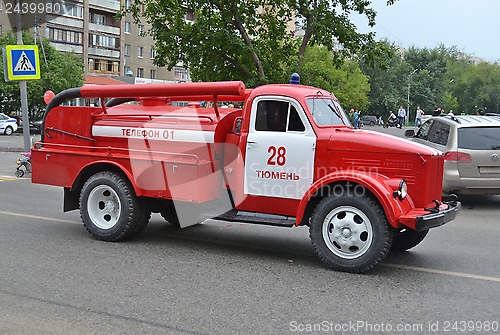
xmin=3 ymin=45 xmax=40 ymax=81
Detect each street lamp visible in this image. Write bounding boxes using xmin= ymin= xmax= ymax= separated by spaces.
xmin=407 ymin=68 xmax=418 ymax=123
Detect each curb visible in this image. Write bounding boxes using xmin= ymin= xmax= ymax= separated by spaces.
xmin=0 ymin=148 xmax=24 ymax=153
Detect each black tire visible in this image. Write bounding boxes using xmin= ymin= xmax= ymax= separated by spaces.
xmin=15 ymin=169 xmax=24 ymax=178
xmin=309 ymin=193 xmax=392 ymax=273
xmin=5 ymin=126 xmax=13 ymax=136
xmin=80 ymin=171 xmax=149 ymax=241
xmin=391 ymin=228 xmax=429 ymax=251
xmin=159 ymin=201 xmax=201 ymax=228
xmin=160 ymin=201 xmax=181 ymax=228
xmin=369 ymin=121 xmax=375 ymax=126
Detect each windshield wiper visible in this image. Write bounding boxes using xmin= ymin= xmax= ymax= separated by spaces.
xmin=326 ymin=102 xmax=345 ymax=125
xmin=492 ymin=145 xmax=500 ymax=150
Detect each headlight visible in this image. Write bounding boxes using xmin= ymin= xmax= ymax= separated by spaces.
xmin=393 ymin=180 xmax=407 ymax=200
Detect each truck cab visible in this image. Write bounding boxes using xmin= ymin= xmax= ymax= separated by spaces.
xmin=31 ymin=80 xmax=460 ymax=273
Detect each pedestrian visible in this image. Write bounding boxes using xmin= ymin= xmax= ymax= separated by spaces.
xmin=397 ymin=105 xmax=406 ymax=128
xmin=414 ymin=106 xmax=424 ymax=127
xmin=433 ymin=106 xmax=441 ymax=116
xmin=353 ymin=109 xmax=360 ymax=129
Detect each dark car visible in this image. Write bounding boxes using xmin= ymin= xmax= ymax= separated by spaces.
xmin=361 ymin=115 xmax=378 ymax=126
xmin=29 ymin=119 xmax=43 ymax=134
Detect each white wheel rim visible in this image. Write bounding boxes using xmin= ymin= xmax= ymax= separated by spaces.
xmin=87 ymin=185 xmax=121 ymax=230
xmin=322 ymin=206 xmax=373 ymax=259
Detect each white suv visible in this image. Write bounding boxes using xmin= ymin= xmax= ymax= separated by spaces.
xmin=406 ymin=114 xmax=500 ymax=195
xmin=0 ymin=113 xmax=18 ymax=136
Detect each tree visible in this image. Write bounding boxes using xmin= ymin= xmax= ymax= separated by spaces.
xmin=0 ymin=32 xmax=84 ymax=118
xmin=123 ymin=0 xmax=395 ymax=86
xmin=300 ymin=45 xmax=370 ymax=110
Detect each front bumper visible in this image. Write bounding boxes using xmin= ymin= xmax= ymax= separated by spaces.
xmin=414 ymin=200 xmax=461 ymax=231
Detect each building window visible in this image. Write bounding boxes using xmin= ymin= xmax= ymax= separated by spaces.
xmin=150 ymin=48 xmax=156 ymax=59
xmin=137 ymin=46 xmax=143 ymax=58
xmin=49 ymin=27 xmax=83 ymax=44
xmin=125 ymin=21 xmax=131 ymax=34
xmin=137 ymin=68 xmax=144 ymax=78
xmin=93 ymin=13 xmax=106 ymax=25
xmin=124 ymin=44 xmax=131 ymax=56
xmin=89 ymin=34 xmax=119 ymax=49
xmin=0 ymin=26 xmax=2 ymax=35
xmin=138 ymin=24 xmax=144 ymax=36
xmin=62 ymin=3 xmax=83 ymax=18
xmin=125 ymin=0 xmax=131 ymax=9
xmin=174 ymin=67 xmax=190 ymax=81
xmin=150 ymin=69 xmax=157 ymax=79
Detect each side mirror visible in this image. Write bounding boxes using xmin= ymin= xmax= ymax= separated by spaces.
xmin=404 ymin=129 xmax=415 ymax=137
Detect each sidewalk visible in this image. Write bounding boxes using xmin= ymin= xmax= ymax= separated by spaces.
xmin=0 ymin=133 xmax=41 ymax=153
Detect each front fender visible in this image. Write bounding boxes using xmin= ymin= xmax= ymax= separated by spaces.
xmin=295 ymin=171 xmax=413 ymax=228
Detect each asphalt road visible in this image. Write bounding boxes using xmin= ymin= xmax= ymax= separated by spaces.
xmin=1 ymin=130 xmax=500 ymax=335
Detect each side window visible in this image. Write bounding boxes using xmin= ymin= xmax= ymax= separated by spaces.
xmin=416 ymin=120 xmax=433 ymax=140
xmin=288 ymin=105 xmax=305 ymax=132
xmin=428 ymin=121 xmax=450 ymax=146
xmin=255 ymin=100 xmax=305 ymax=132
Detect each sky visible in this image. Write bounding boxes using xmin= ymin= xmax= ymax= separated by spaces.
xmin=350 ymin=0 xmax=500 ymax=62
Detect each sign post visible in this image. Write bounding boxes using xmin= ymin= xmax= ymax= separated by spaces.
xmin=2 ymin=39 xmax=41 ymax=152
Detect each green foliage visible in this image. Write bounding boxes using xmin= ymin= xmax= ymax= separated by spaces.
xmin=300 ymin=46 xmax=370 ymax=110
xmin=122 ymin=0 xmax=390 ymax=86
xmin=1 ymin=32 xmax=84 ymax=118
xmin=360 ymin=41 xmax=500 ymax=117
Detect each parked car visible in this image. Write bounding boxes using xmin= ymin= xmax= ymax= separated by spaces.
xmin=361 ymin=115 xmax=378 ymax=126
xmin=0 ymin=113 xmax=18 ymax=135
xmin=29 ymin=119 xmax=43 ymax=134
xmin=405 ymin=114 xmax=500 ymax=195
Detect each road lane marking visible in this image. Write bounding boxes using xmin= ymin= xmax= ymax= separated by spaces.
xmin=0 ymin=210 xmax=79 ymax=224
xmin=382 ymin=263 xmax=500 ymax=283
xmin=2 ymin=209 xmax=500 ymax=283
xmin=0 ymin=177 xmax=18 ymax=181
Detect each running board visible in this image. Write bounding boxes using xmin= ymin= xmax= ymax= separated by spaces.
xmin=207 ymin=210 xmax=296 ymax=228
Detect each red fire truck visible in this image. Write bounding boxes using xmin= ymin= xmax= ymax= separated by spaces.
xmin=31 ymin=79 xmax=460 ymax=273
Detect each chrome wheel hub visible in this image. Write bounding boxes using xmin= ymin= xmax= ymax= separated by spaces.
xmin=322 ymin=206 xmax=373 ymax=259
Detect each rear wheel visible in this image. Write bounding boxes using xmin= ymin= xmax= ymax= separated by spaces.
xmin=160 ymin=201 xmax=201 ymax=228
xmin=4 ymin=126 xmax=13 ymax=136
xmin=80 ymin=171 xmax=149 ymax=241
xmin=391 ymin=228 xmax=429 ymax=251
xmin=310 ymin=193 xmax=392 ymax=273
xmin=160 ymin=201 xmax=181 ymax=228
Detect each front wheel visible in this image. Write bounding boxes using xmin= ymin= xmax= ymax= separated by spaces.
xmin=309 ymin=193 xmax=392 ymax=273
xmin=391 ymin=228 xmax=429 ymax=251
xmin=80 ymin=171 xmax=149 ymax=241
xmin=15 ymin=169 xmax=24 ymax=178
xmin=4 ymin=126 xmax=13 ymax=136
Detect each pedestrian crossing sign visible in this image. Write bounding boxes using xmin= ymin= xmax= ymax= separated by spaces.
xmin=3 ymin=45 xmax=40 ymax=81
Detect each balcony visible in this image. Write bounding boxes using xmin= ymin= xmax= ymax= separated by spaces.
xmin=89 ymin=0 xmax=120 ymax=12
xmin=88 ymin=23 xmax=120 ymax=35
xmin=88 ymin=47 xmax=120 ymax=59
xmin=46 ymin=15 xmax=84 ymax=29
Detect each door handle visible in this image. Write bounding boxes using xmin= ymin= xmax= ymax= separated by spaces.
xmin=247 ymin=140 xmax=258 ymax=144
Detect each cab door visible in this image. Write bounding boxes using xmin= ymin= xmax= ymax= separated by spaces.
xmin=243 ymin=97 xmax=316 ymax=200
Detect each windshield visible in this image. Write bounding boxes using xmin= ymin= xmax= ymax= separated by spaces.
xmin=306 ymin=98 xmax=349 ymax=126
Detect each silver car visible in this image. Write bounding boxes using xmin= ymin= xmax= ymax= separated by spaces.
xmin=406 ymin=114 xmax=500 ymax=195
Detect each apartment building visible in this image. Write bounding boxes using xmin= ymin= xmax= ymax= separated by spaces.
xmin=0 ymin=0 xmax=190 ymax=83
